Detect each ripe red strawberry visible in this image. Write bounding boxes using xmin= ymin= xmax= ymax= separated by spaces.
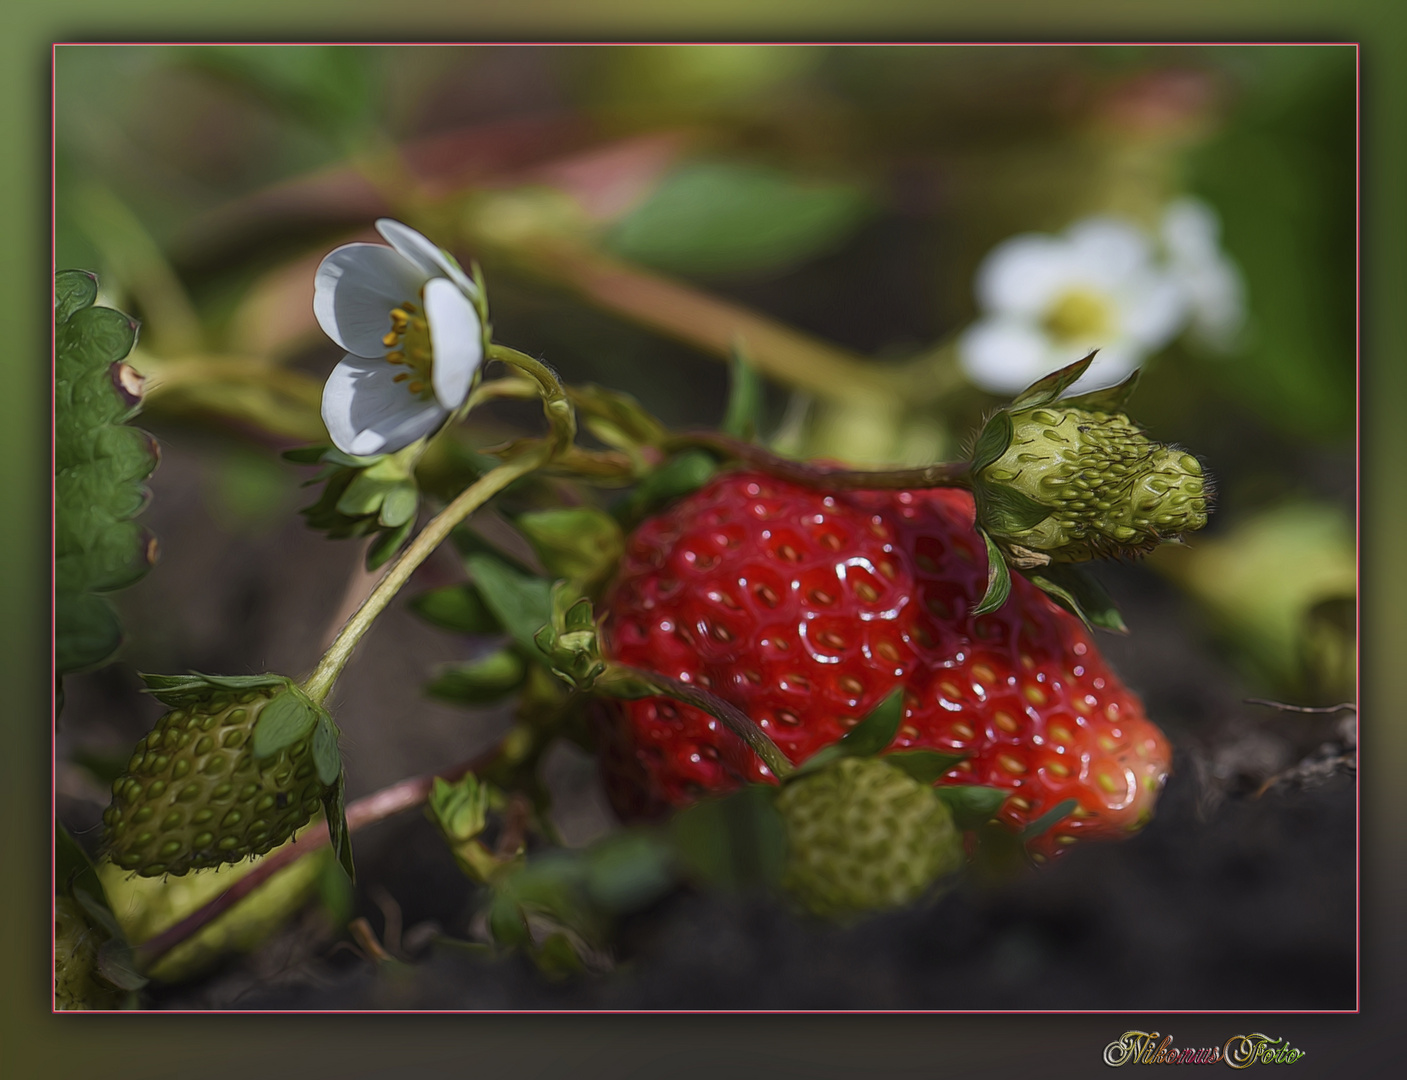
xmin=600 ymin=470 xmax=1170 ymax=857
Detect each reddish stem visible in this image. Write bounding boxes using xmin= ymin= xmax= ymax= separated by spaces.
xmin=670 ymin=431 xmax=973 ymax=491
xmin=134 ymin=746 xmax=501 ymax=970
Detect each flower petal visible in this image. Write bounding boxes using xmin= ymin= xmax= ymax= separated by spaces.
xmin=424 ymin=277 xmax=483 ymax=410
xmin=975 ymin=235 xmax=1074 ymax=318
xmin=322 ymin=354 xmax=448 ymax=456
xmin=958 ymin=319 xmax=1057 ymax=393
xmin=314 ymin=243 xmax=428 ymax=357
xmin=1065 ymin=217 xmax=1154 ymax=287
xmin=376 ymin=219 xmax=479 ymax=299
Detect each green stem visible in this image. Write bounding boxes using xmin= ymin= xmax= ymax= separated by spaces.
xmin=668 ymin=431 xmax=974 ymax=491
xmin=486 ymin=344 xmax=577 ymax=452
xmin=609 ymin=664 xmax=794 ymax=780
xmin=301 ymin=443 xmax=552 ymax=706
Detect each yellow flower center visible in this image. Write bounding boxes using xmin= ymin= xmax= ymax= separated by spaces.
xmin=381 ymin=299 xmax=435 ymax=399
xmin=1043 ymin=288 xmax=1114 ymax=343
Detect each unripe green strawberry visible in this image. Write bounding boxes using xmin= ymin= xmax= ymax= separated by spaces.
xmin=54 ymin=896 xmax=122 ymax=1010
xmin=968 ymin=358 xmax=1210 ymax=570
xmin=776 ymin=757 xmax=963 ymax=920
xmin=974 ymin=403 xmax=1209 ymax=565
xmin=98 ymin=830 xmax=331 ymax=983
xmin=102 ymin=677 xmax=339 ymax=877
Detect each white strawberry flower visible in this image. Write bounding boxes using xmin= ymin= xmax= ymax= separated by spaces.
xmin=958 ymin=216 xmax=1187 ymax=395
xmin=1160 ymin=197 xmax=1246 ymax=353
xmin=314 ymin=219 xmax=484 ymax=456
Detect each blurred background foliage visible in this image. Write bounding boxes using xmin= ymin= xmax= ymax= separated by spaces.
xmin=55 ymin=44 xmax=1355 ymax=708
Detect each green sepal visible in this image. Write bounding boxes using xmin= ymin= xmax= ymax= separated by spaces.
xmin=311 ymin=713 xmax=342 ymax=787
xmin=55 ymin=269 xmax=98 ymax=324
xmin=487 ymin=892 xmax=532 ymax=949
xmin=1022 ymin=564 xmax=1128 ymax=634
xmin=408 ymin=584 xmax=503 ymax=635
xmin=970 ymin=411 xmax=1013 ymax=475
xmin=669 ymin=785 xmax=787 ymax=891
xmin=722 ymin=343 xmax=765 ymax=440
xmin=623 ymin=450 xmax=718 ymax=519
xmin=972 ymin=530 xmax=1013 ymax=617
xmin=883 ymin=750 xmax=968 ymax=785
xmin=57 ymin=823 xmax=109 ymax=908
xmin=1009 ymin=352 xmax=1096 ymax=409
xmin=377 ymin=483 xmax=419 ymax=529
xmin=138 ymin=671 xmax=288 ymax=708
xmin=427 ymin=649 xmax=529 ymax=706
xmin=515 ymin=506 xmax=624 ymax=590
xmin=464 ymin=553 xmax=555 ymax=653
xmin=793 ymin=688 xmax=904 ymax=776
xmin=365 ymin=514 xmax=414 ymax=571
xmin=250 ymin=687 xmax=319 ymax=759
xmin=95 ymin=935 xmax=149 ymax=992
xmin=1020 ymin=797 xmax=1079 ymax=842
xmin=1064 ymin=368 xmax=1141 ymax=413
xmin=323 ymin=773 xmax=355 ymax=882
xmin=976 ymin=483 xmax=1054 ymax=536
xmin=336 ymin=470 xmax=399 ymax=518
xmin=934 ymin=785 xmax=1011 ymax=829
xmin=280 ymin=444 xmax=333 ymax=465
xmin=571 ymin=383 xmax=668 ymax=451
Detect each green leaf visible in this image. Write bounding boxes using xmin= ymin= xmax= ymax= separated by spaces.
xmin=251 ymin=689 xmax=318 ymax=759
xmin=972 ymin=530 xmax=1012 ymax=617
xmin=55 ymin=269 xmax=97 ymax=324
xmin=487 ymin=893 xmax=532 ymax=948
xmin=1022 ymin=564 xmax=1128 ymax=634
xmin=934 ymin=785 xmax=1010 ymax=829
xmin=311 ymin=713 xmax=342 ymax=787
xmin=970 ymin=411 xmax=1013 ymax=474
xmin=515 ymin=507 xmax=624 ymax=589
xmin=607 ymin=159 xmax=873 ymax=276
xmin=426 ymin=649 xmax=528 ymax=706
xmin=54 ymin=592 xmax=121 ymax=675
xmin=1009 ymin=352 xmax=1096 ymax=409
xmin=722 ymin=344 xmax=765 ymax=439
xmin=323 ymin=774 xmax=355 ymax=882
xmin=408 ymin=584 xmax=503 ymax=635
xmin=55 ymin=273 xmax=155 ymax=680
xmin=583 ymin=831 xmax=677 ymax=913
xmin=464 ymin=554 xmax=555 ymax=653
xmin=1021 ymin=797 xmax=1079 ymax=841
xmin=976 ymin=483 xmax=1053 ymax=536
xmin=669 ymin=785 xmax=787 ymax=891
xmin=884 ymin=750 xmax=968 ymax=785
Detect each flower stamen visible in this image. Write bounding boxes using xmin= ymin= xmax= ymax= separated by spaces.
xmin=384 ymin=296 xmax=435 ymax=399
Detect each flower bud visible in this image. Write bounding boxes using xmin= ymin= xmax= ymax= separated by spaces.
xmin=102 ymin=676 xmax=340 ymax=877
